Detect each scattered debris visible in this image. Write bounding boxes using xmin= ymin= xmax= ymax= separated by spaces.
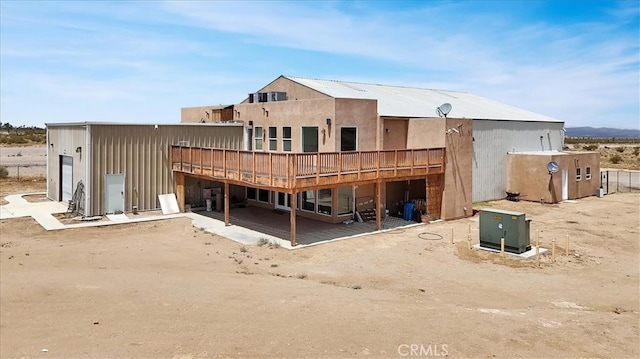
xmin=351 ymin=285 xmax=362 ymax=290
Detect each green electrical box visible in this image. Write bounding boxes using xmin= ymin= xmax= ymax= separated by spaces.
xmin=479 ymin=209 xmax=531 ymax=254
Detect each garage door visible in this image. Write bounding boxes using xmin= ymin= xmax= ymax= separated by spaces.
xmin=61 ymin=155 xmax=73 ymax=203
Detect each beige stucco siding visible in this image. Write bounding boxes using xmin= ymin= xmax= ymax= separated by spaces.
xmin=507 ymin=152 xmax=600 ymax=203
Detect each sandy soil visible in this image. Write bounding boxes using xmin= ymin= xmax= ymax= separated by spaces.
xmin=1 ymin=192 xmax=638 ymax=358
xmin=0 ymin=145 xmax=47 ymax=177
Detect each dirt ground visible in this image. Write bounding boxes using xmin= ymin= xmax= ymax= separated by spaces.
xmin=1 ymin=186 xmax=638 ymax=358
xmin=0 ymin=145 xmax=47 ymax=177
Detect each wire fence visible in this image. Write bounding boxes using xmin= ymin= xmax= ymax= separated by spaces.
xmin=600 ymin=170 xmax=640 ymax=194
xmin=0 ymin=163 xmax=46 ymax=180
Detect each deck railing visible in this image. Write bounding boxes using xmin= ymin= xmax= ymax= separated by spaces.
xmin=171 ymin=146 xmax=445 ymax=189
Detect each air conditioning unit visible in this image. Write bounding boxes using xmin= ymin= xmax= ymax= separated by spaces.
xmin=479 ymin=209 xmax=531 ymax=254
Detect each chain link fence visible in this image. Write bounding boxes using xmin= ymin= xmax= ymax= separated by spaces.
xmin=600 ymin=169 xmax=640 ymax=194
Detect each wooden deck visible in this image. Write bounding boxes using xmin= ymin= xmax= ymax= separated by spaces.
xmin=171 ymin=146 xmax=446 ymax=191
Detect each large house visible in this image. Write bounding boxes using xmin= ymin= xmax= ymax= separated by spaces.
xmin=46 ymin=75 xmax=599 ymax=245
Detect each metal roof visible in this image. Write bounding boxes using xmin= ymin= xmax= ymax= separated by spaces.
xmin=45 ymin=121 xmax=244 ymax=127
xmin=286 ymin=76 xmax=561 ymax=122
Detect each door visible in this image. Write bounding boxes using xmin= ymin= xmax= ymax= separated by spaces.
xmin=60 ymin=155 xmax=73 ymax=203
xmin=561 ymin=169 xmax=568 ymax=201
xmin=275 ymin=191 xmax=291 ymax=211
xmin=105 ymin=174 xmax=125 ymax=214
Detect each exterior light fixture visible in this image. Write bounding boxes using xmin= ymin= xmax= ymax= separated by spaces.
xmin=326 ymin=118 xmax=332 ymax=125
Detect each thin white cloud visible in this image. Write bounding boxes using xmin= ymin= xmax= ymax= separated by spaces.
xmin=1 ymin=1 xmax=637 ymax=129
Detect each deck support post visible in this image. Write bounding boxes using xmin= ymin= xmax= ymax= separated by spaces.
xmin=224 ymin=181 xmax=230 ymax=226
xmin=290 ymin=192 xmax=297 ymax=246
xmin=375 ymin=180 xmax=382 ymax=231
xmin=176 ymin=172 xmax=185 ymax=213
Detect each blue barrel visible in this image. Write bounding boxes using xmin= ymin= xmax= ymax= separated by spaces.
xmin=403 ymin=202 xmax=415 ymax=221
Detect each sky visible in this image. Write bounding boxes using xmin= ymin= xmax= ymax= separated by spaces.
xmin=1 ymin=0 xmax=639 ymax=130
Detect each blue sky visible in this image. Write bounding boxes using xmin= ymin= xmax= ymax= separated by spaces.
xmin=1 ymin=0 xmax=639 ymax=129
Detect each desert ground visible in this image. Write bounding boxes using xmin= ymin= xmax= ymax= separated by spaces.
xmin=1 ymin=182 xmax=638 ymax=358
xmin=0 ymin=145 xmax=47 ymax=177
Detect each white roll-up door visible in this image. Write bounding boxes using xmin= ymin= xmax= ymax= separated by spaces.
xmin=61 ymin=155 xmax=73 ymax=203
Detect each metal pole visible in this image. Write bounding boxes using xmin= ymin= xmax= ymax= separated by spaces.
xmin=606 ymin=170 xmax=609 ymax=194
xmin=617 ymin=171 xmax=619 ymax=193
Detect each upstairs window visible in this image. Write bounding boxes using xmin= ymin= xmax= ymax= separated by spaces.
xmin=586 ymin=166 xmax=591 ymax=180
xmin=269 ymin=127 xmax=277 ymax=151
xmin=282 ymin=127 xmax=292 ymax=152
xmin=254 ymin=127 xmax=263 ymax=150
xmin=576 ymin=167 xmax=582 ymax=181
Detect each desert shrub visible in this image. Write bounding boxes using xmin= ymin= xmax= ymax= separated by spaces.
xmin=583 ymin=144 xmax=598 ymax=151
xmin=616 ymin=146 xmax=625 ymax=153
xmin=0 ymin=165 xmax=8 ymax=179
xmin=610 ymin=154 xmax=623 ymax=164
xmin=634 ymin=147 xmax=640 ymax=156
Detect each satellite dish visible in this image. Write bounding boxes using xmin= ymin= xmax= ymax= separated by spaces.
xmin=436 ymin=103 xmax=452 ymax=118
xmin=546 ymin=161 xmax=559 ymax=174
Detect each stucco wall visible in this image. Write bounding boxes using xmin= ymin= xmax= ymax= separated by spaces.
xmin=441 ymin=118 xmax=473 ymax=219
xmin=406 ymin=118 xmax=445 ymax=149
xmin=507 ymin=152 xmax=600 ymax=203
xmin=382 ymin=118 xmax=408 ymax=149
xmin=241 ymin=76 xmax=330 ymax=103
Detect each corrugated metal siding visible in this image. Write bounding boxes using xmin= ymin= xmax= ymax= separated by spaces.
xmin=89 ymin=124 xmax=243 ymax=216
xmin=472 ymin=120 xmax=564 ymax=202
xmin=46 ymin=125 xmax=87 ymax=205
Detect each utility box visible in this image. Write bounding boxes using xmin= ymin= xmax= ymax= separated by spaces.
xmin=479 ymin=209 xmax=531 ymax=254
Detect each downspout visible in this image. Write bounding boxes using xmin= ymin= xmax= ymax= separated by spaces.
xmin=85 ymin=124 xmax=92 ymax=216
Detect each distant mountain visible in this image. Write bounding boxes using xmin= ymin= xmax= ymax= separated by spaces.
xmin=566 ymin=127 xmax=640 ymax=138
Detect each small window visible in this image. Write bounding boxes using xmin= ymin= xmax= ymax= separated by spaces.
xmin=246 ymin=187 xmax=257 ymax=201
xmin=282 ymin=127 xmax=292 ymax=152
xmin=258 ymin=189 xmax=269 ymax=203
xmin=269 ymin=126 xmax=277 ymax=151
xmin=585 ymin=166 xmax=591 ymax=180
xmin=576 ymin=167 xmax=582 ymax=181
xmin=340 ymin=127 xmax=357 ymax=151
xmin=254 ymin=127 xmax=263 ymax=150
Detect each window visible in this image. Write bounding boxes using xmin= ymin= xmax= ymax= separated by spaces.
xmin=269 ymin=126 xmax=277 ymax=151
xmin=317 ymin=189 xmax=332 ymax=215
xmin=302 ymin=127 xmax=318 ymax=152
xmin=254 ymin=127 xmax=263 ymax=150
xmin=246 ymin=187 xmax=257 ymax=201
xmin=302 ymin=190 xmax=315 ymax=211
xmin=337 ymin=186 xmax=354 ymax=215
xmin=586 ymin=166 xmax=591 ymax=180
xmin=282 ymin=127 xmax=292 ymax=152
xmin=258 ymin=189 xmax=270 ymax=203
xmin=576 ymin=167 xmax=582 ymax=181
xmin=340 ymin=127 xmax=357 ymax=151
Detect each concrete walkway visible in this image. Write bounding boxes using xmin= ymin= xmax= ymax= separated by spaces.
xmin=0 ymin=193 xmax=306 ymax=249
xmin=0 ymin=193 xmax=420 ymax=249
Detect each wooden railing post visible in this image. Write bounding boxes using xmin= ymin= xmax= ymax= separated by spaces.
xmin=237 ymin=150 xmax=241 ymax=181
xmin=199 ymin=147 xmax=203 ymax=174
xmin=337 ymin=152 xmax=342 ymax=182
xmin=269 ymin=153 xmax=273 ymax=186
xmin=223 ymin=149 xmax=227 ymax=178
xmin=286 ymin=153 xmax=290 ymax=188
xmin=357 ymin=152 xmax=362 ymax=180
xmin=293 ymin=154 xmax=298 ymax=187
xmin=252 ymin=151 xmax=256 ymax=184
xmin=376 ymin=151 xmax=381 ymax=178
xmin=316 ymin=153 xmax=320 ymax=184
xmin=394 ymin=150 xmax=398 ymax=176
xmin=410 ymin=149 xmax=414 ymax=175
